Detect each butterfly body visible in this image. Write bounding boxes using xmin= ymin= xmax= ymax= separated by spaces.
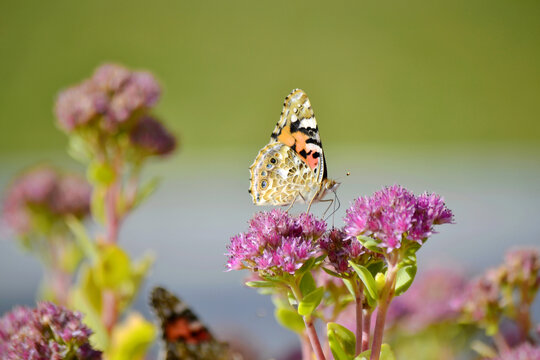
xmin=150 ymin=287 xmax=234 ymax=360
xmin=249 ymin=89 xmax=337 ymax=209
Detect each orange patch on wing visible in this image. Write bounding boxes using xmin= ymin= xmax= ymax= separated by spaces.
xmin=165 ymin=318 xmax=211 ymax=344
xmin=279 ymin=128 xmax=319 ymax=170
xmin=277 ymin=125 xmax=295 ymax=147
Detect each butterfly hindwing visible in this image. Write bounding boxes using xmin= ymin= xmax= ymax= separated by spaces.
xmin=249 ymin=142 xmax=321 ymax=206
xmin=150 ymin=287 xmax=232 ymax=360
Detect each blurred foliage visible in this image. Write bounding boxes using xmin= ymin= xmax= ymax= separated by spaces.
xmin=1 ymin=0 xmax=540 ymax=155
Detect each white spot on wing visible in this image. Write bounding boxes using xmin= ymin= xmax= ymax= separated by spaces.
xmin=299 ymin=117 xmax=317 ymax=129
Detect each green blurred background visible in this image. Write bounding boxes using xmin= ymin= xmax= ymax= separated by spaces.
xmin=1 ymin=1 xmax=540 ymax=358
xmin=1 ymin=0 xmax=540 ymax=154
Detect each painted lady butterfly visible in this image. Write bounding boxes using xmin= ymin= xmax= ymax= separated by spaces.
xmin=249 ymin=89 xmax=338 ymax=211
xmin=150 ymin=287 xmax=240 ymax=360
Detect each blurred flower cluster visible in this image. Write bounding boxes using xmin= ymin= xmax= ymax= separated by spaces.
xmin=455 ymin=248 xmax=540 ymax=357
xmin=0 ymin=302 xmax=102 ymax=360
xmin=55 ymin=63 xmax=176 ymax=159
xmin=3 ymin=165 xmax=91 ymax=236
xmin=1 ymin=63 xmax=177 ymax=360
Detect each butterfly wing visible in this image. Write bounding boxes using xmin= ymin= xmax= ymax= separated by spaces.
xmin=249 ymin=89 xmax=329 ymax=206
xmin=270 ymin=89 xmax=327 ymax=182
xmin=249 ymin=142 xmax=322 ymax=205
xmin=150 ymin=287 xmax=232 ymax=360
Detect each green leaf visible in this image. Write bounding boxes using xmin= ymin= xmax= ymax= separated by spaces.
xmin=71 ymin=286 xmax=108 ymax=350
xmin=246 ymin=280 xmax=279 ymax=288
xmin=367 ymin=261 xmax=384 ymax=278
xmin=94 ymin=245 xmax=131 ymax=289
xmin=354 ymin=344 xmax=395 ymax=360
xmin=66 ymin=215 xmax=98 ymax=262
xmin=299 ymin=272 xmax=316 ymax=297
xmin=394 ymin=264 xmax=417 ymax=296
xmin=322 ymin=266 xmax=344 ymax=279
xmin=275 ymin=308 xmax=305 ymax=333
xmin=470 ymin=340 xmax=498 ymax=358
xmin=342 ymin=277 xmax=357 ymax=298
xmin=298 ymin=287 xmax=324 ymax=316
xmin=349 ymin=261 xmax=378 ymax=300
xmin=67 ymin=134 xmax=92 ymax=163
xmin=108 ymin=313 xmax=157 ymax=360
xmin=380 ymin=344 xmax=396 ymax=360
xmin=327 ymin=322 xmax=356 ymax=359
xmin=87 ymin=161 xmax=115 ymax=185
xmin=132 ymin=177 xmax=161 ymax=210
xmin=356 ymin=235 xmax=384 ymax=254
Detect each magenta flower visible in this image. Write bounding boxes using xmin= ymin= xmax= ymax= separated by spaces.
xmin=344 ymin=185 xmax=453 ymax=251
xmin=319 ymin=229 xmax=369 ymax=274
xmin=225 ymin=209 xmax=326 ymax=275
xmin=129 ymin=116 xmax=177 ymax=156
xmin=2 ymin=166 xmax=91 ymax=236
xmin=0 ymin=302 xmax=102 ymax=360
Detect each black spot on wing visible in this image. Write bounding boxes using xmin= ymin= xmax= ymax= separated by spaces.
xmin=299 ymin=149 xmax=308 ymax=158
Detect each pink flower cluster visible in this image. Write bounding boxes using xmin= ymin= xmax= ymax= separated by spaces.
xmin=2 ymin=166 xmax=91 ymax=235
xmin=0 ymin=302 xmax=101 ymax=360
xmin=226 ymin=209 xmax=326 ymax=275
xmin=344 ymin=185 xmax=453 ymax=251
xmin=55 ymin=64 xmax=160 ymax=132
xmin=55 ymin=64 xmax=176 ymax=156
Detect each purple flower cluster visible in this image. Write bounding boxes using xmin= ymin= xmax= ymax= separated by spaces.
xmin=319 ymin=228 xmax=368 ymax=274
xmin=2 ymin=166 xmax=91 ymax=235
xmin=55 ymin=63 xmax=160 ymax=132
xmin=0 ymin=302 xmax=102 ymax=360
xmin=344 ymin=185 xmax=453 ymax=251
xmin=129 ymin=115 xmax=177 ymax=156
xmin=226 ymin=209 xmax=326 ymax=275
xmin=490 ymin=342 xmax=540 ymax=360
xmin=386 ymin=267 xmax=466 ymax=332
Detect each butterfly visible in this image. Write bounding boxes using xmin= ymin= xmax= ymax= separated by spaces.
xmin=150 ymin=286 xmax=240 ymax=360
xmin=249 ymin=89 xmax=338 ymax=211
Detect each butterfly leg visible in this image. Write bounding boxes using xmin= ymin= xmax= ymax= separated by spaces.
xmin=320 ymin=198 xmax=335 ymax=218
xmin=286 ymin=193 xmax=303 ymax=212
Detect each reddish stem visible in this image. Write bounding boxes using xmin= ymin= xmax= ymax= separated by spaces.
xmin=301 ymin=334 xmax=313 ymax=360
xmin=362 ymin=309 xmax=372 ymax=352
xmin=304 ymin=319 xmax=326 ymax=360
xmin=102 ymin=290 xmax=118 ymax=334
xmin=493 ymin=332 xmax=510 ymax=355
xmin=355 ymin=282 xmax=364 ymax=356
